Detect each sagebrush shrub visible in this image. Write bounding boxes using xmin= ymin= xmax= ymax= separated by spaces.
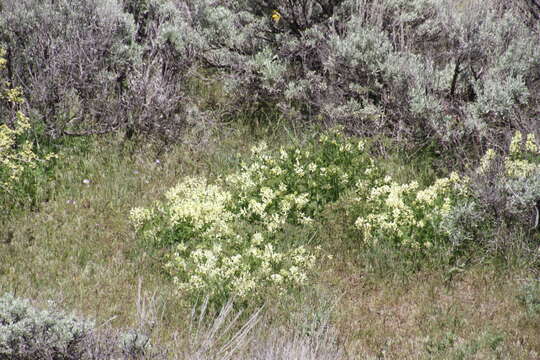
xmin=0 ymin=0 xmax=203 ymax=142
xmin=0 ymin=293 xmax=159 ymax=360
xmin=169 ymin=0 xmax=539 ymax=148
xmin=2 ymin=0 xmax=538 ymax=150
xmin=0 ymin=293 xmax=92 ymax=359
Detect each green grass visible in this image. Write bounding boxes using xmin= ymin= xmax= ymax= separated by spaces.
xmin=1 ymin=126 xmax=539 ymax=359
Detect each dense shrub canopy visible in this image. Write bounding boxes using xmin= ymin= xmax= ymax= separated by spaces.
xmin=169 ymin=0 xmax=540 ymax=145
xmin=1 ymin=0 xmax=538 ymax=148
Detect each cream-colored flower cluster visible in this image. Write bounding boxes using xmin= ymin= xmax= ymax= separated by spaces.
xmin=164 ymin=177 xmax=234 ymax=237
xmin=166 ymin=233 xmax=315 ymax=300
xmin=227 ymin=128 xmax=369 ymax=229
xmin=130 ymin=175 xmax=316 ymax=303
xmin=505 ymin=131 xmax=539 ymax=178
xmin=353 ymin=131 xmax=539 ymax=252
xmin=130 ymin=129 xmax=370 ymax=304
xmin=1 ymin=49 xmax=55 ymax=193
xmin=128 ymin=207 xmax=154 ymax=232
xmin=354 ymin=172 xmax=462 ymax=250
xmin=479 ymin=131 xmax=539 ymax=179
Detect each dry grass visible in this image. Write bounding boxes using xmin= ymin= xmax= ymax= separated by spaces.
xmin=323 ymin=260 xmax=540 ymax=359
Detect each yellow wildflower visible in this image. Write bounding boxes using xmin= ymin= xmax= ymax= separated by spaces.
xmin=509 ymin=131 xmax=522 ymax=155
xmin=271 ymin=10 xmax=281 ymax=23
xmin=525 ymin=133 xmax=538 ymax=153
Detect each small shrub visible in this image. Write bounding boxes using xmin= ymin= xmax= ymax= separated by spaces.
xmin=518 ymin=279 xmax=540 ymax=316
xmin=0 ymin=293 xmax=92 ymax=360
xmin=120 ymin=330 xmax=152 ymax=358
xmin=0 ymin=293 xmax=162 ymax=360
xmin=227 ymin=128 xmax=372 ymax=230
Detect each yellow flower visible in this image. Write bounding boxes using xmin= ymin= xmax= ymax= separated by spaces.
xmin=509 ymin=131 xmax=522 ymax=155
xmin=525 ymin=133 xmax=538 ymax=153
xmin=271 ymin=10 xmax=281 ymax=23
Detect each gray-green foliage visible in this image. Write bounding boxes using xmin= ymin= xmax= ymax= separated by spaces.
xmin=0 ymin=293 xmax=92 ymax=359
xmin=1 ymin=0 xmax=137 ymax=135
xmin=173 ymin=0 xmax=539 ymax=146
xmin=0 ymin=293 xmax=157 ymax=360
xmin=518 ymin=278 xmax=540 ymax=316
xmin=1 ymin=0 xmax=539 ymax=147
xmin=0 ymin=0 xmax=204 ymax=142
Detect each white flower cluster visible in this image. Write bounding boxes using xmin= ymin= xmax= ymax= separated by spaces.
xmin=505 ymin=132 xmax=539 ymax=178
xmin=130 ymin=175 xmax=317 ymax=304
xmin=164 ymin=177 xmax=234 ymax=238
xmin=354 ymin=132 xmax=539 ymax=252
xmin=227 ymin=128 xmax=370 ymax=230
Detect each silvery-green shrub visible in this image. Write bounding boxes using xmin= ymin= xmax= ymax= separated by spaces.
xmin=172 ymin=0 xmax=539 ymax=147
xmin=2 ymin=0 xmax=539 ymax=148
xmin=0 ymin=0 xmax=204 ymax=142
xmin=0 ymin=293 xmax=92 ymax=359
xmin=0 ymin=293 xmax=162 ymax=360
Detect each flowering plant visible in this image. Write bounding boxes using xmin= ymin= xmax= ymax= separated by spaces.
xmin=131 ymin=128 xmax=373 ymax=305
xmin=0 ymin=48 xmax=55 ymax=202
xmin=444 ymin=131 xmax=540 ymax=248
xmin=227 ymin=127 xmax=371 ymax=231
xmin=353 ymin=171 xmax=465 ymax=252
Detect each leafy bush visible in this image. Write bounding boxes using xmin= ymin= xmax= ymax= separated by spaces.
xmin=131 ymin=129 xmax=373 ymax=305
xmin=227 ymin=128 xmax=372 ymax=229
xmin=131 ymin=175 xmax=317 ymax=305
xmin=349 ymin=130 xmax=540 ymax=256
xmin=353 ymin=171 xmax=465 ymax=252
